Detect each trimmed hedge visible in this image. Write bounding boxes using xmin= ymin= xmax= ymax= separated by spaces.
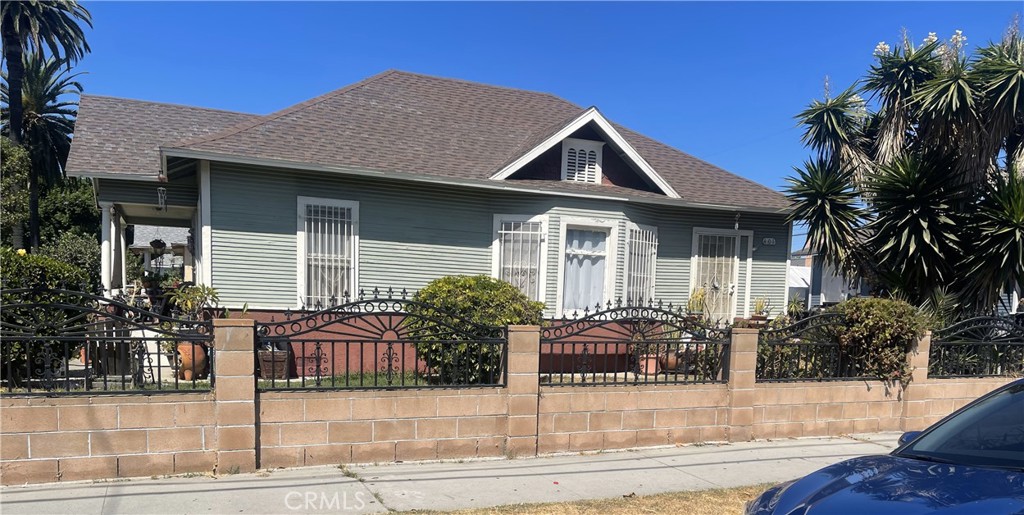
xmin=408 ymin=275 xmax=544 ymax=384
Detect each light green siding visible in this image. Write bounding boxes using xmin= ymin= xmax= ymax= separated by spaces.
xmin=97 ymin=178 xmax=198 ymax=207
xmin=208 ymin=162 xmax=790 ymax=316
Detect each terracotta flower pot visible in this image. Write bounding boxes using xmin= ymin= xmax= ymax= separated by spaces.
xmin=638 ymin=354 xmax=661 ymax=375
xmin=177 ymin=343 xmax=208 ymax=381
xmin=660 ymin=352 xmax=680 ymax=371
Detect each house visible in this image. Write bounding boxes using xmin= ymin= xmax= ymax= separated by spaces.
xmin=66 ymin=70 xmax=793 ymax=321
xmin=789 ymin=242 xmax=863 ymax=309
xmin=130 ymin=225 xmax=191 ymax=280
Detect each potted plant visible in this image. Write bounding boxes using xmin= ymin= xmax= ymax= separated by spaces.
xmin=751 ymin=296 xmax=771 ymax=323
xmin=165 ymin=285 xmax=219 ymax=380
xmin=258 ymin=341 xmax=291 ymax=380
xmin=686 ymin=287 xmax=708 ymax=320
xmin=630 ymin=340 xmax=665 ymax=375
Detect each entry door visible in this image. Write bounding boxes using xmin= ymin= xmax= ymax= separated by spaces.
xmin=693 ymin=233 xmax=739 ymax=323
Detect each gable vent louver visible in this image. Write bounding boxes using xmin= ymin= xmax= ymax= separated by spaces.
xmin=562 ymin=138 xmax=604 ymax=184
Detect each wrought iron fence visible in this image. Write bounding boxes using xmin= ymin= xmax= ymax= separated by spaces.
xmin=254 ymin=291 xmax=507 ymax=390
xmin=539 ymin=304 xmax=730 ymax=386
xmin=756 ymin=313 xmax=871 ymax=382
xmin=929 ymin=317 xmax=1024 ymax=378
xmin=0 ymin=286 xmax=214 ymax=394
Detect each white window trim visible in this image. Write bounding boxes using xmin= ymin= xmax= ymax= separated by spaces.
xmin=555 ymin=216 xmax=618 ymax=316
xmin=561 ymin=138 xmax=605 ymax=184
xmin=296 ymin=196 xmax=360 ymax=310
xmin=689 ymin=227 xmax=753 ymax=321
xmin=624 ymin=222 xmax=658 ymax=303
xmin=491 ymin=214 xmax=549 ymax=304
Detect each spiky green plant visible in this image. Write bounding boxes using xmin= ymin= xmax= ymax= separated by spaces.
xmin=785 ymin=159 xmax=865 ymax=274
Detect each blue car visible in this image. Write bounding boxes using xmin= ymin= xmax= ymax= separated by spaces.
xmin=747 ymin=379 xmax=1024 ymax=514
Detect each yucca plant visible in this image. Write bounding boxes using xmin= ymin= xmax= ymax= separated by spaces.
xmin=787 ymin=23 xmax=1024 ymax=313
xmin=785 ymin=159 xmax=865 ymax=275
xmin=961 ymin=171 xmax=1024 ymax=309
xmin=864 ymin=154 xmax=965 ymax=294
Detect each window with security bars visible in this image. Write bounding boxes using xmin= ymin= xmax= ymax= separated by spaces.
xmin=625 ymin=224 xmax=658 ymax=303
xmin=562 ymin=139 xmax=603 ymax=184
xmin=301 ymin=200 xmax=356 ymax=309
xmin=497 ymin=220 xmax=545 ymax=301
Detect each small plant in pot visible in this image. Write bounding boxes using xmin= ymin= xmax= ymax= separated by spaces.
xmin=686 ymin=288 xmax=708 ymax=319
xmin=630 ymin=339 xmax=666 ymax=376
xmin=750 ymin=296 xmax=772 ymax=323
xmin=165 ymin=285 xmax=219 ymax=381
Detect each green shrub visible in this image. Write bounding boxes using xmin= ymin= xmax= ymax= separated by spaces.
xmin=408 ymin=275 xmax=544 ymax=384
xmin=1 ymin=246 xmax=88 ymax=290
xmin=1 ymin=247 xmax=90 ymax=385
xmin=39 ymin=232 xmax=102 ymax=292
xmin=830 ymin=297 xmax=926 ymax=386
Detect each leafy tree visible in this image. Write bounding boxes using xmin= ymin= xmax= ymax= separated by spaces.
xmin=37 ymin=177 xmax=98 ymax=244
xmin=39 ymin=231 xmax=100 ymax=291
xmin=787 ymin=25 xmax=1024 ymax=314
xmin=1 ymin=0 xmax=90 ymax=250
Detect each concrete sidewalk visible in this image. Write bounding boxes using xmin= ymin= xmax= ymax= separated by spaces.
xmin=0 ymin=433 xmax=902 ymax=514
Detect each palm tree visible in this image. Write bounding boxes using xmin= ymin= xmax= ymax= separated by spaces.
xmin=1 ymin=0 xmax=90 ymax=251
xmin=2 ymin=53 xmax=83 ymax=188
xmin=787 ymin=24 xmax=1024 ymax=314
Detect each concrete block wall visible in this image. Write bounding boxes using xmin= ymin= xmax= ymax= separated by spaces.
xmin=537 ymin=385 xmax=729 ymax=453
xmin=0 ymin=393 xmax=215 ymax=484
xmin=258 ymin=388 xmax=509 ymax=467
xmin=2 ymin=323 xmax=1017 ymax=486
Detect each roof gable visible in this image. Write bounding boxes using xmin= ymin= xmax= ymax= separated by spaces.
xmin=488 ymin=108 xmax=680 ymax=198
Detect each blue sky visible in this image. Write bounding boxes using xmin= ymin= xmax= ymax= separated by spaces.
xmin=78 ymin=1 xmax=1019 ymax=246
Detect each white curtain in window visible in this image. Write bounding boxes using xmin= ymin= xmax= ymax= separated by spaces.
xmin=563 ymin=229 xmax=607 ymax=312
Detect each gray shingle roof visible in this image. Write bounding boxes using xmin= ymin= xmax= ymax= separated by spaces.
xmin=130 ymin=225 xmax=189 ymax=249
xmin=66 ymin=95 xmax=257 ymax=177
xmin=70 ymin=71 xmax=789 ymax=211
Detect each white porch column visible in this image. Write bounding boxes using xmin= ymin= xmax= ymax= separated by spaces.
xmin=117 ymin=215 xmax=127 ymax=291
xmin=100 ymin=202 xmax=113 ymax=295
xmin=198 ymin=160 xmax=212 ymax=286
xmin=143 ymin=249 xmax=152 ymax=272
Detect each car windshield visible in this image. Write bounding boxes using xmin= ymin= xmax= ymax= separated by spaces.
xmin=896 ymin=383 xmax=1024 ymax=470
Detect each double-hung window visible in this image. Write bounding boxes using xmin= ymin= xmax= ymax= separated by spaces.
xmin=493 ymin=215 xmax=547 ymax=302
xmin=560 ymin=223 xmax=614 ymax=313
xmin=625 ymin=223 xmax=658 ymax=303
xmin=297 ymin=197 xmax=358 ymax=309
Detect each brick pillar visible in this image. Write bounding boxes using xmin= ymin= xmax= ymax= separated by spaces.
xmin=212 ymin=318 xmax=257 ymax=473
xmin=901 ymin=331 xmax=932 ymax=430
xmin=505 ymin=325 xmax=541 ymax=458
xmin=726 ymin=328 xmax=758 ymax=442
